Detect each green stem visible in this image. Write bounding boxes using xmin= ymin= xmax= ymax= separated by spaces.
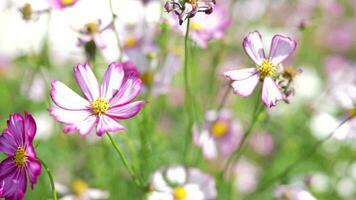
xmin=109 ymin=0 xmax=124 ymax=62
xmin=39 ymin=158 xmax=57 ymax=200
xmin=106 ymin=133 xmax=143 ymax=187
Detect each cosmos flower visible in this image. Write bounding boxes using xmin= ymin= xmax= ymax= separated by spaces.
xmin=0 ymin=113 xmax=42 ymax=200
xmin=274 ymin=185 xmax=317 ymax=200
xmin=165 ymin=0 xmax=216 ymax=25
xmin=193 ymin=109 xmax=242 ymax=160
xmin=148 ymin=166 xmax=216 ymax=200
xmin=234 ymin=159 xmax=260 ymax=194
xmin=167 ymin=4 xmax=230 ymax=48
xmin=49 ymin=0 xmax=79 ymax=9
xmin=56 ymin=179 xmax=109 ymax=200
xmin=249 ymin=131 xmax=274 ymax=156
xmin=224 ymin=31 xmax=297 ymax=108
xmin=48 ymin=62 xmax=145 ymax=136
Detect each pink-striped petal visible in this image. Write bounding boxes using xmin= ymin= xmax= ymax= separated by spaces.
xmin=26 ymin=158 xmax=41 ymax=190
xmin=50 ymin=81 xmax=90 ymax=110
xmin=6 ymin=113 xmax=25 ymax=147
xmin=24 ymin=112 xmax=36 ymax=143
xmin=243 ymin=31 xmax=266 ymax=65
xmin=48 ymin=108 xmax=92 ymax=125
xmin=261 ymin=77 xmax=283 ymax=108
xmin=74 ymin=64 xmax=99 ymax=101
xmin=269 ymin=34 xmax=297 ymax=65
xmin=224 ymin=68 xmax=258 ymax=81
xmin=100 ymin=62 xmax=124 ymax=100
xmin=106 ymin=101 xmax=145 ymax=119
xmin=96 ymin=115 xmax=125 ymax=136
xmin=109 ymin=77 xmax=142 ymax=107
xmin=0 ymin=160 xmax=26 ymax=200
xmin=63 ymin=115 xmax=97 ymax=136
xmin=0 ymin=129 xmax=17 ymax=156
xmin=230 ymin=73 xmax=260 ymax=97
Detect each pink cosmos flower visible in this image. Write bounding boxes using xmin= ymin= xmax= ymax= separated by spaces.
xmin=224 ymin=31 xmax=297 ymax=108
xmin=49 ymin=0 xmax=78 ymax=9
xmin=0 ymin=113 xmax=42 ymax=200
xmin=48 ymin=62 xmax=145 ymax=136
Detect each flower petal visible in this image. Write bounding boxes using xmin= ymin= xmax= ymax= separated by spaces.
xmin=224 ymin=68 xmax=258 ymax=81
xmin=74 ymin=64 xmax=99 ymax=101
xmin=243 ymin=31 xmax=266 ymax=65
xmin=26 ymin=158 xmax=41 ymax=190
xmin=50 ymin=80 xmax=90 ymax=110
xmin=0 ymin=161 xmax=27 ymax=200
xmin=106 ymin=101 xmax=145 ymax=120
xmin=24 ymin=112 xmax=36 ymax=143
xmin=109 ymin=77 xmax=142 ymax=107
xmin=100 ymin=62 xmax=124 ymax=100
xmin=63 ymin=115 xmax=97 ymax=136
xmin=96 ymin=115 xmax=125 ymax=136
xmin=48 ymin=108 xmax=92 ymax=125
xmin=6 ymin=113 xmax=25 ymax=147
xmin=230 ymin=73 xmax=259 ymax=97
xmin=0 ymin=129 xmax=17 ymax=156
xmin=261 ymin=77 xmax=283 ymax=108
xmin=269 ymin=34 xmax=297 ymax=65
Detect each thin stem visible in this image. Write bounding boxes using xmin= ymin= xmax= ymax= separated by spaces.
xmin=247 ymin=113 xmax=356 ymax=199
xmin=106 ymin=133 xmax=143 ymax=187
xmin=39 ymin=158 xmax=57 ymax=200
xmin=217 ymin=85 xmax=231 ymax=112
xmin=109 ymin=0 xmax=124 ymax=62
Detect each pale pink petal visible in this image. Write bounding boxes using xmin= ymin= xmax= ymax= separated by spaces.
xmin=48 ymin=108 xmax=92 ymax=125
xmin=109 ymin=77 xmax=142 ymax=107
xmin=96 ymin=115 xmax=125 ymax=136
xmin=26 ymin=158 xmax=41 ymax=190
xmin=100 ymin=62 xmax=124 ymax=100
xmin=106 ymin=101 xmax=145 ymax=120
xmin=231 ymin=74 xmax=260 ymax=97
xmin=63 ymin=115 xmax=97 ymax=136
xmin=224 ymin=68 xmax=258 ymax=81
xmin=50 ymin=81 xmax=90 ymax=110
xmin=269 ymin=34 xmax=297 ymax=65
xmin=243 ymin=31 xmax=266 ymax=65
xmin=261 ymin=77 xmax=283 ymax=108
xmin=74 ymin=64 xmax=99 ymax=101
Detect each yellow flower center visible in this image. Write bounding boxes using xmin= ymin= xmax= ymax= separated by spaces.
xmin=282 ymin=66 xmax=299 ymax=81
xmin=190 ymin=22 xmax=203 ymax=30
xmin=124 ymin=37 xmax=138 ymax=48
xmin=173 ymin=186 xmax=187 ymax=200
xmin=91 ymin=98 xmax=109 ymax=115
xmin=140 ymin=71 xmax=154 ymax=86
xmin=185 ymin=0 xmax=197 ymax=4
xmin=21 ymin=3 xmax=33 ymax=20
xmin=14 ymin=147 xmax=27 ymax=167
xmin=61 ymin=0 xmax=75 ymax=5
xmin=211 ymin=121 xmax=229 ymax=138
xmin=71 ymin=180 xmax=88 ymax=197
xmin=257 ymin=59 xmax=277 ymax=79
xmin=85 ymin=22 xmax=99 ymax=35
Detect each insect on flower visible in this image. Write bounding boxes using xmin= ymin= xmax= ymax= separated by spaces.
xmin=224 ymin=31 xmax=297 ymax=108
xmin=0 ymin=113 xmax=42 ymax=200
xmin=49 ymin=62 xmax=145 ymax=136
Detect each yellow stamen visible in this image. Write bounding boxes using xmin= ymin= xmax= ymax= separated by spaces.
xmin=61 ymin=0 xmax=75 ymax=5
xmin=173 ymin=186 xmax=187 ymax=200
xmin=185 ymin=0 xmax=197 ymax=4
xmin=14 ymin=147 xmax=27 ymax=167
xmin=257 ymin=59 xmax=277 ymax=79
xmin=124 ymin=37 xmax=138 ymax=48
xmin=21 ymin=3 xmax=33 ymax=20
xmin=85 ymin=22 xmax=99 ymax=35
xmin=91 ymin=98 xmax=109 ymax=115
xmin=190 ymin=22 xmax=203 ymax=30
xmin=71 ymin=180 xmax=88 ymax=197
xmin=211 ymin=121 xmax=229 ymax=138
xmin=140 ymin=71 xmax=154 ymax=86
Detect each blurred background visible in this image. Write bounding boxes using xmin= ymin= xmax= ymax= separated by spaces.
xmin=0 ymin=0 xmax=355 ymax=199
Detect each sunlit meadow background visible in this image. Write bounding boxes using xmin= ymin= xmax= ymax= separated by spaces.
xmin=0 ymin=0 xmax=355 ymax=199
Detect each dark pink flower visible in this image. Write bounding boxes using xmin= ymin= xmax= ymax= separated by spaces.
xmin=0 ymin=113 xmax=42 ymax=200
xmin=49 ymin=62 xmax=145 ymax=136
xmin=49 ymin=0 xmax=79 ymax=9
xmin=225 ymin=31 xmax=297 ymax=108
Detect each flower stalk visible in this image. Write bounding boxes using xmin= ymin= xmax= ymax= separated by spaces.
xmin=109 ymin=0 xmax=124 ymax=62
xmin=39 ymin=158 xmax=57 ymax=200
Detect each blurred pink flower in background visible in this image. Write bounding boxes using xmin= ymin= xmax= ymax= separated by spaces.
xmin=55 ymin=179 xmax=109 ymax=200
xmin=234 ymin=159 xmax=260 ymax=194
xmin=193 ymin=109 xmax=242 ymax=160
xmin=148 ymin=166 xmax=216 ymax=200
xmin=49 ymin=62 xmax=145 ymax=136
xmin=49 ymin=0 xmax=79 ymax=9
xmin=274 ymin=185 xmax=316 ymax=200
xmin=225 ymin=31 xmax=297 ymax=108
xmin=0 ymin=113 xmax=42 ymax=200
xmin=249 ymin=131 xmax=274 ymax=156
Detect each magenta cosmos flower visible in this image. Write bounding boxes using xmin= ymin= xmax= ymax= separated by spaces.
xmin=225 ymin=31 xmax=297 ymax=108
xmin=49 ymin=62 xmax=145 ymax=136
xmin=49 ymin=0 xmax=78 ymax=9
xmin=0 ymin=113 xmax=42 ymax=200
